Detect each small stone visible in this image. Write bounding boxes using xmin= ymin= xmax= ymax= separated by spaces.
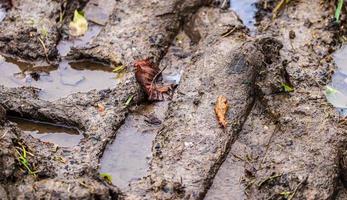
xmin=289 ymin=30 xmax=296 ymax=39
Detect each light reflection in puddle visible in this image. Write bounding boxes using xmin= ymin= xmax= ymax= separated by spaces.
xmin=99 ymin=102 xmax=168 ymax=189
xmin=325 ymin=45 xmax=347 ymax=113
xmin=230 ymin=0 xmax=257 ymax=31
xmin=0 ymin=1 xmax=8 ymax=23
xmin=0 ymin=57 xmax=118 ymax=101
xmin=8 ymin=116 xmax=82 ymax=147
xmin=162 ymin=70 xmax=182 ymax=85
xmin=0 ymin=7 xmax=6 ymax=22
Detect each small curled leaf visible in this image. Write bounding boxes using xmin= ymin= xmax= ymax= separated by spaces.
xmin=215 ymin=96 xmax=229 ymax=128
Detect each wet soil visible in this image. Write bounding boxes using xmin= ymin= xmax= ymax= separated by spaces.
xmin=1 ymin=0 xmax=347 ymax=199
xmin=204 ymin=1 xmax=347 ymax=199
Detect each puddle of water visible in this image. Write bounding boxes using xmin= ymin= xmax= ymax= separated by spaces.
xmin=230 ymin=0 xmax=257 ymax=31
xmin=8 ymin=116 xmax=82 ymax=147
xmin=99 ymin=102 xmax=168 ymax=189
xmin=325 ymin=45 xmax=347 ymax=113
xmin=0 ymin=57 xmax=118 ymax=101
xmin=162 ymin=70 xmax=182 ymax=85
xmin=0 ymin=7 xmax=6 ymax=22
xmin=0 ymin=1 xmax=8 ymax=23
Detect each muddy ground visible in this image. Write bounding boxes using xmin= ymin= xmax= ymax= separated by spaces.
xmin=0 ymin=0 xmax=347 ymax=199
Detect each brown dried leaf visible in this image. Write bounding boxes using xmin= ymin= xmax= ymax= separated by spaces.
xmin=134 ymin=58 xmax=173 ymax=101
xmin=214 ymin=96 xmax=229 ymax=128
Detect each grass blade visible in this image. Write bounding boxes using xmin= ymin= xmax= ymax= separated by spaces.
xmin=336 ymin=0 xmax=344 ymax=23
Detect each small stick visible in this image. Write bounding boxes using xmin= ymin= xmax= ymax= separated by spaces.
xmin=288 ymin=177 xmax=307 ymax=200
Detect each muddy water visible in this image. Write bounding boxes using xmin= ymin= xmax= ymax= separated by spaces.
xmin=230 ymin=0 xmax=257 ymax=31
xmin=8 ymin=116 xmax=82 ymax=147
xmin=99 ymin=102 xmax=168 ymax=189
xmin=325 ymin=45 xmax=347 ymax=114
xmin=0 ymin=57 xmax=118 ymax=101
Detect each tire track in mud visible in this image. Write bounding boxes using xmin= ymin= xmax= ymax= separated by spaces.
xmin=252 ymin=0 xmax=345 ymax=198
xmin=98 ymin=29 xmax=194 ymax=191
xmin=72 ymin=0 xmax=209 ymax=66
xmin=0 ymin=0 xmax=210 ymax=198
xmin=124 ymin=7 xmax=284 ymax=200
xmin=205 ymin=0 xmax=347 ymax=199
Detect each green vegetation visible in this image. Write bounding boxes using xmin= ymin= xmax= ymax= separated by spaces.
xmin=15 ymin=144 xmax=36 ymax=175
xmin=125 ymin=95 xmax=134 ymax=107
xmin=335 ymin=0 xmax=344 ymax=23
xmin=281 ymin=83 xmax=294 ymax=92
xmin=272 ymin=0 xmax=291 ymax=19
xmin=100 ymin=173 xmax=112 ymax=184
xmin=113 ymin=65 xmax=127 ymax=78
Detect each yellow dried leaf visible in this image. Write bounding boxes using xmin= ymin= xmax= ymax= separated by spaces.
xmin=214 ymin=96 xmax=228 ymax=128
xmin=69 ymin=10 xmax=88 ymax=37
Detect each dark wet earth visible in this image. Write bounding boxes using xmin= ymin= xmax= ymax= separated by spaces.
xmin=1 ymin=0 xmax=347 ymax=199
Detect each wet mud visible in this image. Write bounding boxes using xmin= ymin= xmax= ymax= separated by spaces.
xmin=0 ymin=0 xmax=61 ymax=60
xmin=206 ymin=0 xmax=346 ymax=200
xmin=1 ymin=0 xmax=347 ymax=199
xmin=72 ymin=0 xmax=207 ymax=66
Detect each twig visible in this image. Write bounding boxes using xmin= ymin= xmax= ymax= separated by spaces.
xmin=221 ymin=26 xmax=237 ymax=37
xmin=288 ymin=177 xmax=307 ymax=200
xmin=257 ymin=173 xmax=283 ymax=188
xmin=149 ymin=65 xmax=168 ymax=97
xmin=221 ymin=0 xmax=228 ymax=8
xmin=38 ymin=37 xmax=49 ymax=63
xmin=258 ymin=124 xmax=280 ymax=168
xmin=0 ymin=132 xmax=7 ymax=139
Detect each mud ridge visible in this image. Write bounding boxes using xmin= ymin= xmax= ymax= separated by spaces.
xmin=207 ymin=0 xmax=347 ymax=199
